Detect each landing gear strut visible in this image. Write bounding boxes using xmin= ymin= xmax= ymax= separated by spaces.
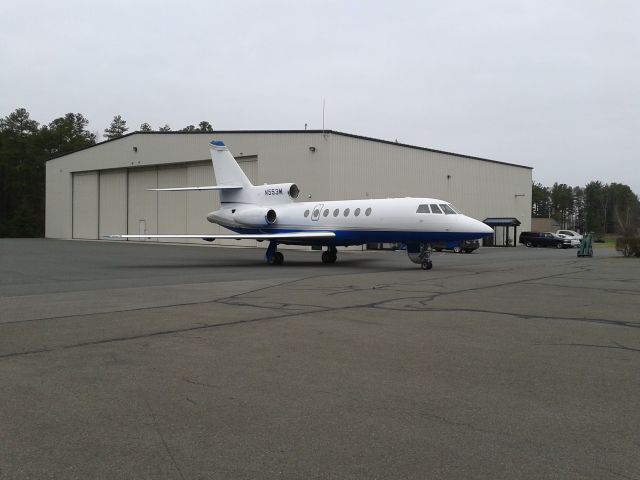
xmin=265 ymin=241 xmax=284 ymax=265
xmin=419 ymin=244 xmax=433 ymax=270
xmin=321 ymin=246 xmax=337 ymax=264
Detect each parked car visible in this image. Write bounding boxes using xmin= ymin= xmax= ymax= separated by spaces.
xmin=555 ymin=230 xmax=582 ymax=247
xmin=433 ymin=239 xmax=480 ymax=253
xmin=519 ymin=231 xmax=572 ymax=249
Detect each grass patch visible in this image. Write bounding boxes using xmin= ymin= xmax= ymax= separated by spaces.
xmin=593 ymin=239 xmax=616 ymax=248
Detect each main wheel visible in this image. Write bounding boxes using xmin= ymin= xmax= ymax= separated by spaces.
xmin=267 ymin=252 xmax=284 ymax=265
xmin=421 ymin=260 xmax=433 ymax=270
xmin=526 ymin=241 xmax=533 ymax=247
xmin=453 ymin=246 xmax=462 ymax=253
xmin=556 ymin=242 xmax=563 ymax=249
xmin=321 ymin=251 xmax=336 ymax=264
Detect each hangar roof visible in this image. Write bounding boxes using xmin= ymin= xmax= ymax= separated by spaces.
xmin=48 ymin=129 xmax=532 ymax=170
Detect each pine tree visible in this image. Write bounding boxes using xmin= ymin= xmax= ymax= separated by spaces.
xmin=104 ymin=115 xmax=128 ymax=140
xmin=197 ymin=121 xmax=213 ymax=132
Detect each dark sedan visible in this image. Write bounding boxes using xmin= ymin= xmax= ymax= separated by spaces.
xmin=519 ymin=232 xmax=571 ymax=249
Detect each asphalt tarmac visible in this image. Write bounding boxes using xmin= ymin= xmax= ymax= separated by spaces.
xmin=0 ymin=238 xmax=638 ymax=479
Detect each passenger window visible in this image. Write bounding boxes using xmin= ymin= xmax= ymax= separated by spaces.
xmin=313 ymin=209 xmax=319 ymax=217
xmin=344 ymin=208 xmax=350 ymax=216
xmin=323 ymin=209 xmax=329 ymax=217
xmin=333 ymin=209 xmax=339 ymax=217
xmin=416 ymin=204 xmax=430 ymax=214
xmin=430 ymin=204 xmax=443 ymax=214
xmin=304 ymin=209 xmax=310 ymax=218
xmin=440 ymin=204 xmax=456 ymax=215
xmin=365 ymin=207 xmax=372 ymax=216
xmin=354 ymin=208 xmax=361 ymax=216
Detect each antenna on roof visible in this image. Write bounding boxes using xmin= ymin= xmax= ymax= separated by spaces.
xmin=323 ymin=99 xmax=325 ymax=132
xmin=322 ymin=98 xmax=326 ymax=137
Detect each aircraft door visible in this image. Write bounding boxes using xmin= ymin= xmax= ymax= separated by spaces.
xmin=311 ymin=204 xmax=324 ymax=221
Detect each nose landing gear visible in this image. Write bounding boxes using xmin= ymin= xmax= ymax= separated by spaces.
xmin=407 ymin=243 xmax=433 ymax=270
xmin=419 ymin=245 xmax=433 ymax=270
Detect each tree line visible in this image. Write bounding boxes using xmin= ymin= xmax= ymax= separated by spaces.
xmin=532 ymin=181 xmax=640 ymax=236
xmin=0 ymin=108 xmax=213 ymax=237
xmin=2 ymin=107 xmax=639 ymax=238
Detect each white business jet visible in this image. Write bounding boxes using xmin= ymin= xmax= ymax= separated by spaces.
xmin=106 ymin=140 xmax=493 ymax=269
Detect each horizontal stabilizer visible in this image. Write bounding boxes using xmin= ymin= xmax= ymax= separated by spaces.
xmin=103 ymin=232 xmax=335 ymax=241
xmin=148 ymin=185 xmax=242 ymax=192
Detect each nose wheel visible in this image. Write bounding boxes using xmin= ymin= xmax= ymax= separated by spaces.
xmin=419 ymin=243 xmax=433 ymax=270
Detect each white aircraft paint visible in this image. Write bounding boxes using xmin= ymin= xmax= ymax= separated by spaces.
xmin=106 ymin=140 xmax=494 ymax=269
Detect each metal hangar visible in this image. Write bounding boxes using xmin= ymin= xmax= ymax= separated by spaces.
xmin=45 ymin=130 xmax=532 ymax=247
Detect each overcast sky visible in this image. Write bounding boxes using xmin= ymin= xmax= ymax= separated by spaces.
xmin=2 ymin=0 xmax=639 ymax=193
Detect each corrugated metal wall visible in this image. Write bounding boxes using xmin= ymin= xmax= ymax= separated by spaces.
xmin=186 ymin=162 xmax=217 ymax=243
xmin=158 ymin=166 xmax=187 ymax=242
xmin=127 ymin=168 xmax=158 ymax=240
xmin=99 ymin=170 xmax=127 ymax=239
xmin=72 ymin=172 xmax=98 ymax=239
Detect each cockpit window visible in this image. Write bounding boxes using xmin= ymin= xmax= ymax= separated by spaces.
xmin=448 ymin=204 xmax=462 ymax=214
xmin=416 ymin=204 xmax=430 ymax=214
xmin=430 ymin=204 xmax=443 ymax=214
xmin=440 ymin=204 xmax=456 ymax=215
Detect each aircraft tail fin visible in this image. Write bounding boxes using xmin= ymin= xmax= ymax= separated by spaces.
xmin=209 ymin=141 xmax=253 ymax=188
xmin=209 ymin=140 xmax=255 ymax=204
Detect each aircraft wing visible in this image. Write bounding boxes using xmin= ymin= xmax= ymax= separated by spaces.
xmin=103 ymin=232 xmax=336 ymax=241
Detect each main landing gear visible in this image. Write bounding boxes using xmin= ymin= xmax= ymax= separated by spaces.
xmin=321 ymin=246 xmax=338 ymax=264
xmin=265 ymin=241 xmax=284 ymax=265
xmin=265 ymin=242 xmax=338 ymax=266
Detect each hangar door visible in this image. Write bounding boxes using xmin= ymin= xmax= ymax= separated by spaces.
xmin=95 ymin=157 xmax=258 ymax=244
xmin=128 ymin=168 xmax=158 ymax=240
xmin=99 ymin=170 xmax=127 ymax=238
xmin=72 ymin=172 xmax=99 ymax=239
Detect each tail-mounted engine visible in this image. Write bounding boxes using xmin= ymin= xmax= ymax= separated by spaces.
xmin=234 ymin=207 xmax=277 ymax=226
xmin=259 ymin=183 xmax=299 ymax=202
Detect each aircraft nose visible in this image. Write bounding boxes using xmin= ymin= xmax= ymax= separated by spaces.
xmin=479 ymin=219 xmax=494 ymax=235
xmin=460 ymin=216 xmax=493 ymax=235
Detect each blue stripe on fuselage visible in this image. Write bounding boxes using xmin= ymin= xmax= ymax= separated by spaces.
xmin=227 ymin=227 xmax=487 ymax=246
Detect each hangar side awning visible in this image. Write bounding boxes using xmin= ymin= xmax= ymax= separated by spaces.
xmin=482 ymin=217 xmax=521 ymax=247
xmin=483 ymin=217 xmax=521 ymax=227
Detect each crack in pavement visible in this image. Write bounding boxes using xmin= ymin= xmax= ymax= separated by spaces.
xmin=2 ymin=262 xmax=637 ymax=360
xmin=143 ymin=398 xmax=186 ymax=480
xmin=543 ymin=341 xmax=640 ymax=353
